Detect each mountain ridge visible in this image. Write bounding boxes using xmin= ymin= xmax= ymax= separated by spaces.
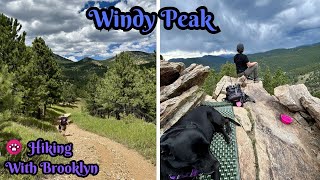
xmin=54 ymin=51 xmax=156 ymax=94
xmin=168 ymin=42 xmax=320 ymax=73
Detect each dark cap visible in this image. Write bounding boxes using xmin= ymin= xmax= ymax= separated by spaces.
xmin=237 ymin=43 xmax=244 ymax=53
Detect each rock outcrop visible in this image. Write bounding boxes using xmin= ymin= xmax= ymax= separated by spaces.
xmin=274 ymin=84 xmax=320 ymax=127
xmin=213 ymin=77 xmax=320 ymax=180
xmin=274 ymin=84 xmax=320 ymax=112
xmin=160 ymin=63 xmax=210 ymax=102
xmin=160 ymin=61 xmax=210 ymax=134
xmin=161 ymin=61 xmax=320 ymax=179
xmin=160 ymin=61 xmax=185 ymax=86
xmin=160 ymin=86 xmax=205 ymax=134
xmin=300 ymin=96 xmax=320 ymax=127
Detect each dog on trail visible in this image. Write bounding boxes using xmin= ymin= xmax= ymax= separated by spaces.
xmin=160 ymin=105 xmax=241 ymax=180
xmin=58 ymin=113 xmax=70 ymax=136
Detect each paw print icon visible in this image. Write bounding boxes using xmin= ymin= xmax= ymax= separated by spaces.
xmin=6 ymin=139 xmax=22 ymax=155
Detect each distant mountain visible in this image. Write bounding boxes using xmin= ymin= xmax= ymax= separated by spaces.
xmin=53 ymin=54 xmax=74 ymax=64
xmin=101 ymin=51 xmax=155 ymax=66
xmin=170 ymin=55 xmax=232 ymax=70
xmin=169 ymin=42 xmax=320 ymax=74
xmin=248 ymin=43 xmax=320 ymax=74
xmin=54 ymin=51 xmax=156 ymax=88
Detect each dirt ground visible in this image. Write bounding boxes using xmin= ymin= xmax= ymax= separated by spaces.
xmin=49 ymin=123 xmax=156 ymax=180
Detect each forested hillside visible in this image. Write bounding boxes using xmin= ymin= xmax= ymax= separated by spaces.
xmin=0 ymin=13 xmax=156 ymax=178
xmin=54 ymin=51 xmax=155 ymax=97
xmin=170 ymin=55 xmax=231 ymax=71
xmin=249 ymin=43 xmax=320 ymax=74
xmin=169 ymin=43 xmax=320 ymax=74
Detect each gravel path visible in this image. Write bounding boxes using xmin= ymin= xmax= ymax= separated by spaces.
xmin=49 ymin=123 xmax=156 ymax=180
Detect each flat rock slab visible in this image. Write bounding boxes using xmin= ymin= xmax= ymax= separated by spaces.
xmin=244 ymin=82 xmax=320 ymax=180
xmin=236 ymin=127 xmax=256 ymax=180
xmin=233 ymin=107 xmax=252 ymax=132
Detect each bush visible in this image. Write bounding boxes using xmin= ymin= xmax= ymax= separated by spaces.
xmin=202 ymin=62 xmax=237 ymax=95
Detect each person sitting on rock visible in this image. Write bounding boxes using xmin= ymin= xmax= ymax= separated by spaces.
xmin=234 ymin=43 xmax=259 ymax=83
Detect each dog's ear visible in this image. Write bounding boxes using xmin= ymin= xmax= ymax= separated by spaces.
xmin=225 ymin=117 xmax=241 ymax=126
xmin=160 ymin=143 xmax=175 ymax=160
xmin=193 ymin=138 xmax=210 ymax=154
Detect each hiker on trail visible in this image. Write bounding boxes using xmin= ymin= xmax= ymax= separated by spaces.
xmin=59 ymin=114 xmax=69 ymax=136
xmin=234 ymin=43 xmax=259 ymax=83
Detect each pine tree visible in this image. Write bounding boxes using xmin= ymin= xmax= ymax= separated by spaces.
xmin=202 ymin=69 xmax=218 ymax=95
xmin=272 ymin=69 xmax=289 ymax=89
xmin=31 ymin=37 xmax=62 ymax=118
xmin=263 ymin=67 xmax=273 ymax=94
xmin=0 ymin=66 xmax=21 ymax=119
xmin=97 ymin=53 xmax=139 ymax=119
xmin=0 ymin=14 xmax=27 ymax=71
xmin=263 ymin=67 xmax=288 ymax=94
xmin=85 ymin=73 xmax=104 ymax=116
xmin=0 ymin=13 xmax=34 ymax=115
xmin=134 ymin=67 xmax=156 ymax=122
xmin=94 ymin=52 xmax=156 ymax=121
xmin=219 ymin=62 xmax=237 ymax=77
xmin=60 ymin=81 xmax=77 ymax=105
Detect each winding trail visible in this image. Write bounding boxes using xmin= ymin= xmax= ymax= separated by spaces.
xmin=52 ymin=123 xmax=156 ymax=180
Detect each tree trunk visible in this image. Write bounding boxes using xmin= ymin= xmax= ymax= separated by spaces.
xmin=43 ymin=104 xmax=46 ymax=120
xmin=37 ymin=107 xmax=41 ymax=119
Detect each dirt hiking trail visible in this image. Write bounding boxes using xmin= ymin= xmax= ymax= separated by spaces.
xmin=52 ymin=123 xmax=156 ymax=180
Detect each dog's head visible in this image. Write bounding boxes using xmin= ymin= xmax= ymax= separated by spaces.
xmin=161 ymin=128 xmax=218 ymax=175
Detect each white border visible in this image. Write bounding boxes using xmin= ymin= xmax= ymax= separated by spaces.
xmin=156 ymin=0 xmax=161 ymax=179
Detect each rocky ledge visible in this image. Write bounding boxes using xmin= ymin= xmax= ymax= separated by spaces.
xmin=160 ymin=61 xmax=210 ymax=134
xmin=160 ymin=60 xmax=320 ymax=179
xmin=212 ymin=76 xmax=320 ymax=180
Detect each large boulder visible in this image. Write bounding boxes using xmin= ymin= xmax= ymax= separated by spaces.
xmin=212 ymin=76 xmax=238 ymax=98
xmin=212 ymin=75 xmax=263 ymax=99
xmin=300 ymin=96 xmax=320 ymax=127
xmin=242 ymin=82 xmax=320 ymax=180
xmin=160 ymin=64 xmax=209 ymax=102
xmin=160 ymin=86 xmax=205 ymax=134
xmin=204 ymin=95 xmax=217 ymax=103
xmin=274 ymin=84 xmax=320 ymax=112
xmin=293 ymin=112 xmax=309 ymax=127
xmin=233 ymin=107 xmax=252 ymax=132
xmin=160 ymin=61 xmax=185 ymax=86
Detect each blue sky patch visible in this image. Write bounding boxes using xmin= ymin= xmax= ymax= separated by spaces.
xmin=79 ymin=0 xmax=122 ymax=13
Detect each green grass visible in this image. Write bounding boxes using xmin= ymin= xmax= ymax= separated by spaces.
xmin=51 ymin=101 xmax=156 ymax=164
xmin=0 ymin=120 xmax=68 ymax=180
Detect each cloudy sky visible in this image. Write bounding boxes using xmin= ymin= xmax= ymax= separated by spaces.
xmin=0 ymin=0 xmax=156 ymax=61
xmin=160 ymin=0 xmax=320 ymax=60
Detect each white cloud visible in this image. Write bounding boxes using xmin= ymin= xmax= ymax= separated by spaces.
xmin=0 ymin=0 xmax=156 ymax=60
xmin=66 ymin=56 xmax=78 ymax=62
xmin=160 ymin=0 xmax=320 ymax=57
xmin=162 ymin=49 xmax=236 ymax=60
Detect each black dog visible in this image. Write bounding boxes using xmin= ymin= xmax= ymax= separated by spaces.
xmin=160 ymin=105 xmax=241 ymax=180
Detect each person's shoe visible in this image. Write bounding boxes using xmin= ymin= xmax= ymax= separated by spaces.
xmin=254 ymin=78 xmax=260 ymax=83
xmin=238 ymin=75 xmax=247 ymax=83
xmin=238 ymin=75 xmax=247 ymax=87
xmin=247 ymin=76 xmax=254 ymax=80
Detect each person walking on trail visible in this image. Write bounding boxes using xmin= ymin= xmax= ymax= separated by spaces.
xmin=234 ymin=43 xmax=259 ymax=83
xmin=59 ymin=114 xmax=69 ymax=136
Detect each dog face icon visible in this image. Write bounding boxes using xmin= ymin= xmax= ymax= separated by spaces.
xmin=6 ymin=139 xmax=22 ymax=155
